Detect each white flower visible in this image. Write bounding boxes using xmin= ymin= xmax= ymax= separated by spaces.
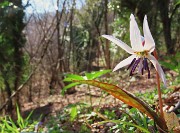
xmin=102 ymin=14 xmax=166 ymax=87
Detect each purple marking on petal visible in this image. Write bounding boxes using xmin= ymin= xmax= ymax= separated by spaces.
xmin=127 ymin=58 xmax=136 ymax=70
xmin=132 ymin=58 xmax=141 ymax=72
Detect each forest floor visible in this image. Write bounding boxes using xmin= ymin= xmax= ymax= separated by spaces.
xmin=21 ymin=69 xmax=158 ymax=115
xmin=20 ymin=69 xmax=179 ymax=132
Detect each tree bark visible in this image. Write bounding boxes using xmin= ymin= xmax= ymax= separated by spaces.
xmin=104 ymin=0 xmax=111 ymax=69
xmin=158 ymin=0 xmax=174 ymax=54
xmin=4 ymin=81 xmax=13 ymax=114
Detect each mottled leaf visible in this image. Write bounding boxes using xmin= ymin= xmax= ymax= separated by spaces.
xmin=72 ymin=80 xmax=167 ymax=131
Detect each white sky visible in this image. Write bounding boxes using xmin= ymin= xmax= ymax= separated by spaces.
xmin=23 ymin=0 xmax=56 ymax=14
xmin=23 ymin=0 xmax=84 ymax=14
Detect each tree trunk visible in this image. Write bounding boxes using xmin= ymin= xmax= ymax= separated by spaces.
xmin=158 ymin=0 xmax=174 ymax=54
xmin=4 ymin=81 xmax=13 ymax=115
xmin=104 ymin=0 xmax=111 ymax=69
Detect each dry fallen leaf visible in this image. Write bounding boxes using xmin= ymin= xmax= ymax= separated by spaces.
xmin=173 ymin=126 xmax=180 ymax=133
xmin=163 ymin=111 xmax=180 ymax=131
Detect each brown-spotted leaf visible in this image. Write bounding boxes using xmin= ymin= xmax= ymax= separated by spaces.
xmin=73 ymin=80 xmax=168 ymax=131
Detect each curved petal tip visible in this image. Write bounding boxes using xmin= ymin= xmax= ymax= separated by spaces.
xmin=148 ymin=55 xmax=167 ymax=87
xmin=130 ymin=14 xmax=135 ymax=20
xmin=144 ymin=15 xmax=147 ymax=20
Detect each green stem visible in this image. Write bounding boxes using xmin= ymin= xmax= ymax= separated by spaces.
xmin=88 ymin=85 xmax=92 ymax=108
xmin=98 ymin=91 xmax=103 ymax=107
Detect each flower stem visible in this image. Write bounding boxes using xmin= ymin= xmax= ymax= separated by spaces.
xmin=153 ymin=50 xmax=164 ymax=119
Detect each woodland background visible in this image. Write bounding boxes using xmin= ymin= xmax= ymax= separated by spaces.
xmin=0 ymin=0 xmax=179 ymax=117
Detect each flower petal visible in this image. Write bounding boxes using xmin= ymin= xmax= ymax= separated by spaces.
xmin=102 ymin=35 xmax=135 ymax=54
xmin=143 ymin=15 xmax=155 ymax=52
xmin=130 ymin=14 xmax=143 ymax=51
xmin=138 ymin=59 xmax=143 ymax=74
xmin=148 ymin=54 xmax=167 ymax=87
xmin=113 ymin=55 xmax=136 ymax=72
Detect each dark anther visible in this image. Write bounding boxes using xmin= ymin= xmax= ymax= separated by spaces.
xmin=132 ymin=58 xmax=141 ymax=72
xmin=127 ymin=58 xmax=136 ymax=70
xmin=143 ymin=58 xmax=150 ymax=78
xmin=147 ymin=69 xmax=150 ymax=78
xmin=129 ymin=70 xmax=133 ymax=76
xmin=143 ymin=58 xmax=148 ymax=70
xmin=129 ymin=58 xmax=140 ymax=76
xmin=141 ymin=67 xmax=144 ymax=75
xmin=147 ymin=63 xmax=150 ymax=79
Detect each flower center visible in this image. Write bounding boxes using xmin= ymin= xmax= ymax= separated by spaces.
xmin=135 ymin=50 xmax=149 ymax=57
xmin=127 ymin=56 xmax=151 ymax=79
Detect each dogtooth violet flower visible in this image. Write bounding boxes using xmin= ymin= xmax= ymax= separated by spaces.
xmin=102 ymin=14 xmax=166 ymax=87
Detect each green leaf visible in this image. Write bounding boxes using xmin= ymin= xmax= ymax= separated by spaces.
xmin=85 ymin=73 xmax=93 ymax=79
xmin=0 ymin=1 xmax=10 ymax=8
xmin=70 ymin=106 xmax=78 ymax=121
xmin=61 ymin=82 xmax=80 ymax=95
xmin=25 ymin=110 xmax=34 ymax=127
xmin=175 ymin=0 xmax=180 ymax=6
xmin=16 ymin=105 xmax=25 ymax=129
xmin=63 ymin=70 xmax=110 ymax=94
xmin=2 ymin=117 xmax=18 ymax=133
xmin=98 ymin=120 xmax=150 ymax=133
xmin=85 ymin=70 xmax=111 ymax=80
xmin=8 ymin=117 xmax=17 ymax=129
xmin=64 ymin=74 xmax=85 ymax=81
xmin=160 ymin=61 xmax=176 ymax=71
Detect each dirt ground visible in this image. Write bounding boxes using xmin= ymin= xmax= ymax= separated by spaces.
xmin=21 ymin=69 xmax=178 ymax=118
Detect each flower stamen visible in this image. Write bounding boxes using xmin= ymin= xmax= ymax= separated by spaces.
xmin=127 ymin=58 xmax=136 ymax=70
xmin=141 ymin=67 xmax=144 ymax=75
xmin=132 ymin=58 xmax=141 ymax=72
xmin=143 ymin=58 xmax=147 ymax=70
xmin=129 ymin=58 xmax=141 ymax=76
xmin=143 ymin=58 xmax=150 ymax=78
